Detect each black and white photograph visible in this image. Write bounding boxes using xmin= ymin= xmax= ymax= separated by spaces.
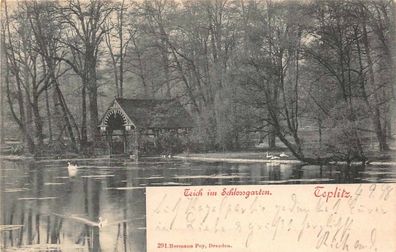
xmin=0 ymin=0 xmax=395 ymax=251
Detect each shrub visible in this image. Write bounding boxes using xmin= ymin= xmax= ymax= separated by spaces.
xmin=10 ymin=144 xmax=24 ymax=155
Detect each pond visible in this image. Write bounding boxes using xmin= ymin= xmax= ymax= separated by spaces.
xmin=1 ymin=158 xmax=395 ymax=251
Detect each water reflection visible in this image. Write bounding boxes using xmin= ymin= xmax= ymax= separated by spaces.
xmin=1 ymin=158 xmax=395 ymax=251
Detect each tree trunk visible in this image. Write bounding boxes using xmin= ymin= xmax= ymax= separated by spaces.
xmin=52 ymin=85 xmax=63 ymax=137
xmin=60 ymin=93 xmax=79 ymax=151
xmin=24 ymin=72 xmax=35 ymax=154
xmin=361 ymin=22 xmax=389 ymax=151
xmin=4 ymin=50 xmax=34 ymax=154
xmin=81 ymin=83 xmax=88 ymax=149
xmin=45 ymin=86 xmax=53 ymax=142
xmin=88 ymin=68 xmax=99 ymax=143
xmin=161 ymin=38 xmax=171 ymax=96
xmin=0 ymin=28 xmax=5 ymax=144
xmin=88 ymin=86 xmax=99 ymax=141
xmin=53 ymin=83 xmax=79 ymax=153
xmin=268 ymin=127 xmax=276 ymax=149
xmin=119 ymin=0 xmax=124 ymax=98
xmin=32 ymin=92 xmax=44 ymax=150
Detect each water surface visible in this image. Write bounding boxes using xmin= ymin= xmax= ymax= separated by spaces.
xmin=1 ymin=158 xmax=395 ymax=251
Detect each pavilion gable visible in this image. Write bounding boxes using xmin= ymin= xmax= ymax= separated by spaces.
xmin=99 ymin=100 xmax=136 ymax=131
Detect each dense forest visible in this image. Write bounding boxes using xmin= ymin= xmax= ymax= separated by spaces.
xmin=1 ymin=0 xmax=395 ymax=163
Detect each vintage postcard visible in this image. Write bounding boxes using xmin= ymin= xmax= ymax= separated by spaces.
xmin=0 ymin=0 xmax=395 ymax=251
xmin=146 ymin=184 xmax=396 ymax=251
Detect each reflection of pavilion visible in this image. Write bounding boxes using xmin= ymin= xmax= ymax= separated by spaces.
xmin=98 ymin=98 xmax=194 ymax=157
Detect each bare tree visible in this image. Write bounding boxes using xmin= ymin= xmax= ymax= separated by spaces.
xmin=56 ymin=0 xmax=114 ymax=149
xmin=104 ymin=0 xmax=131 ymax=98
xmin=28 ymin=0 xmax=79 ymax=152
xmin=3 ymin=0 xmax=35 ymax=153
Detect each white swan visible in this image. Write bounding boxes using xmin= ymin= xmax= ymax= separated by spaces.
xmin=270 ymin=155 xmax=280 ymax=160
xmin=266 ymin=152 xmax=273 ymax=159
xmin=67 ymin=162 xmax=78 ymax=177
xmin=279 ymin=152 xmax=289 ymax=158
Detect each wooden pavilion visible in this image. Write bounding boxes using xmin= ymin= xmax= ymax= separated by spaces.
xmin=98 ymin=98 xmax=194 ymax=158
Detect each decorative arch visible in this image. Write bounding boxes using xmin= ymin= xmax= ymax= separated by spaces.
xmin=103 ymin=109 xmax=130 ymax=127
xmin=100 ymin=100 xmax=136 ymax=130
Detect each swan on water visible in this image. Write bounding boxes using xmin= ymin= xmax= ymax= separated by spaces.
xmin=279 ymin=152 xmax=289 ymax=158
xmin=267 ymin=152 xmax=280 ymax=159
xmin=270 ymin=155 xmax=280 ymax=160
xmin=67 ymin=162 xmax=78 ymax=177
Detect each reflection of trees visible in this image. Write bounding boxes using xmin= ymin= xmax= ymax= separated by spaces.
xmin=123 ymin=162 xmax=149 ymax=251
xmin=7 ymin=202 xmax=16 ymax=247
xmin=291 ymin=166 xmax=304 ymax=180
xmin=18 ymin=209 xmax=25 ymax=246
xmin=337 ymin=166 xmax=365 ymax=183
xmin=126 ymin=165 xmax=141 ymax=252
xmin=33 ymin=164 xmax=43 ymax=244
xmin=50 ymin=216 xmax=63 ymax=244
xmin=123 ymin=208 xmax=128 ymax=252
xmin=91 ymin=180 xmax=101 ymax=251
xmin=75 ymin=177 xmax=101 ymax=251
xmin=248 ymin=164 xmax=261 ymax=184
xmin=3 ymin=202 xmax=64 ymax=248
xmin=268 ymin=165 xmax=281 ymax=181
xmin=107 ymin=160 xmax=126 ymax=189
xmin=2 ymin=162 xmax=103 ymax=250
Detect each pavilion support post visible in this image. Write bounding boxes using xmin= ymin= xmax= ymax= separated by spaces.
xmin=106 ymin=131 xmax=112 ymax=156
xmin=123 ymin=129 xmax=128 ymax=154
xmin=130 ymin=129 xmax=139 ymax=162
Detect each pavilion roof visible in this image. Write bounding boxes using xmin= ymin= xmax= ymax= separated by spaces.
xmin=101 ymin=98 xmax=194 ymax=129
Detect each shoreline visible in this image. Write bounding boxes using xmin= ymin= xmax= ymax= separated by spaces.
xmin=173 ymin=155 xmax=302 ymax=164
xmin=2 ymin=153 xmax=396 ymax=166
xmin=174 ymin=153 xmax=396 ymax=166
